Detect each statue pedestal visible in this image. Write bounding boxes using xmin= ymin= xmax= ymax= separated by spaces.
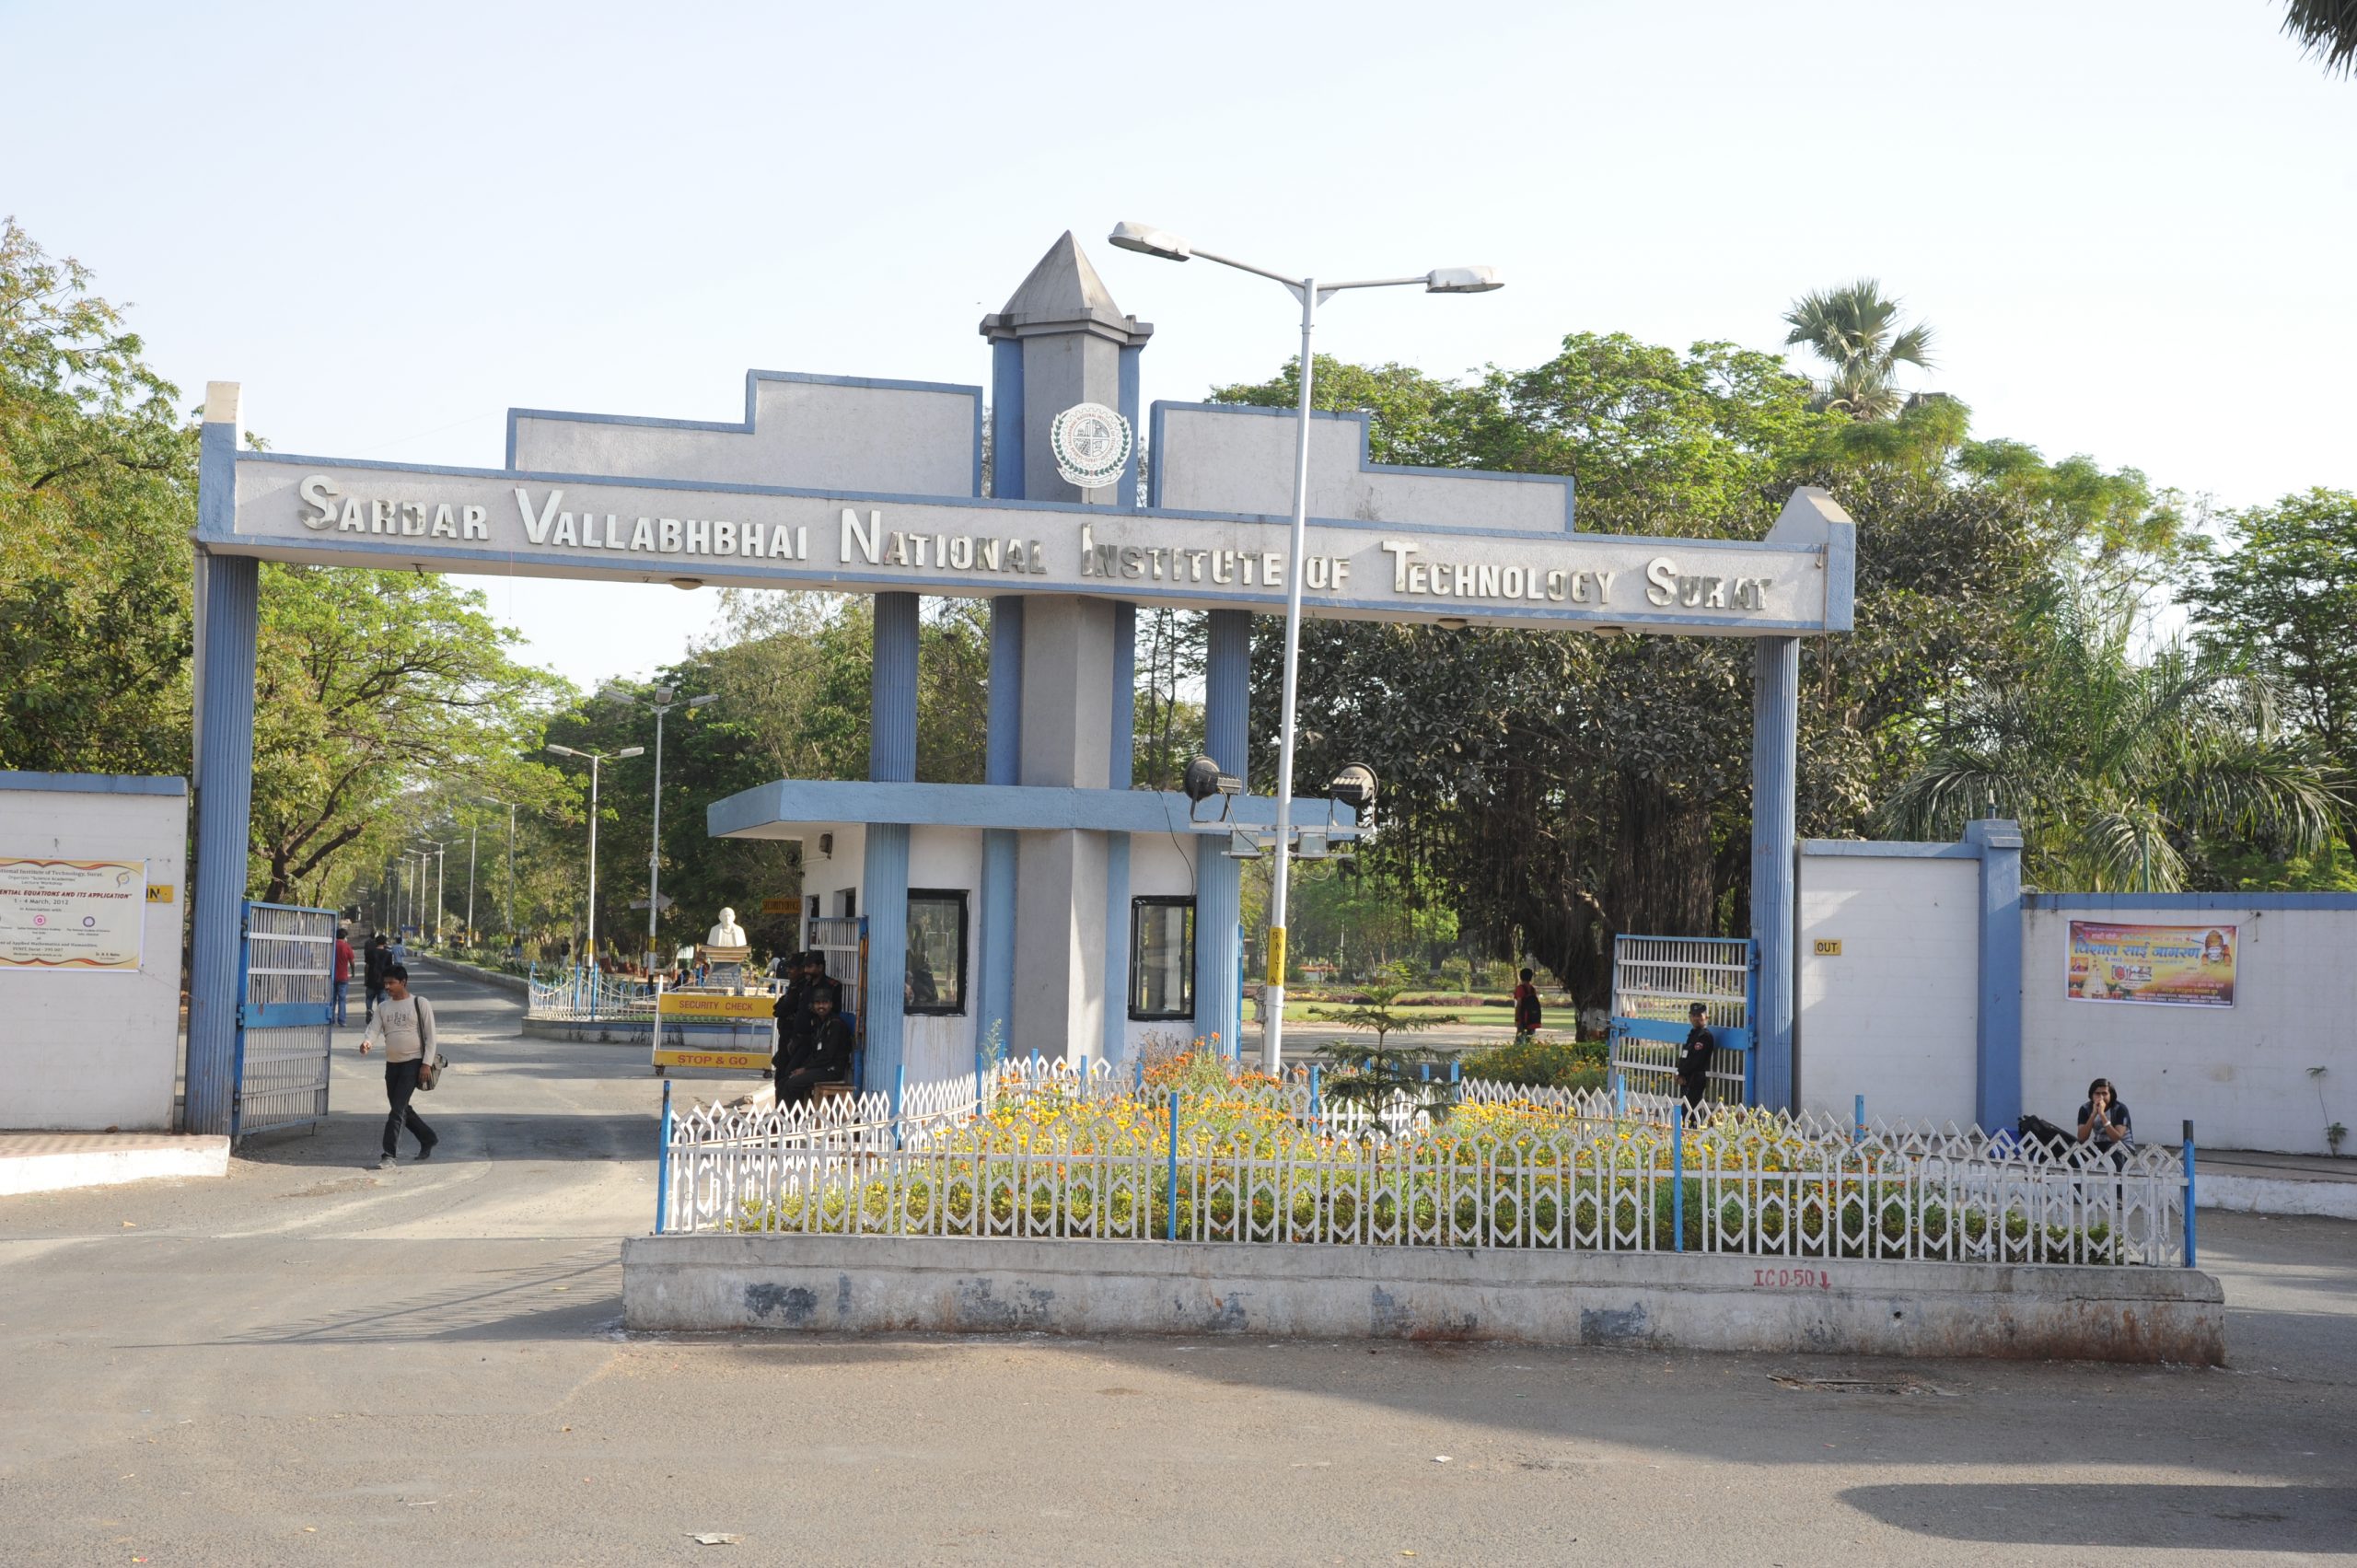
xmin=698 ymin=944 xmax=751 ymax=990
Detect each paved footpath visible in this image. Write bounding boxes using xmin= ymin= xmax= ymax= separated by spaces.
xmin=4 ymin=966 xmax=2355 ymax=1566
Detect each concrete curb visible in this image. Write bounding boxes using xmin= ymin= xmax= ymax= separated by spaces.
xmin=622 ymin=1233 xmax=2224 ymax=1365
xmin=2199 ymin=1175 xmax=2357 ymax=1221
xmin=0 ymin=1135 xmax=231 ymax=1197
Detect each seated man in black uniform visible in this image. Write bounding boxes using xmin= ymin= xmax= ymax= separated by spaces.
xmin=775 ymin=986 xmax=854 ymax=1108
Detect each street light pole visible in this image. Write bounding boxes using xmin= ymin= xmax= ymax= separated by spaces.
xmin=601 ymin=686 xmax=716 ymax=975
xmin=465 ymin=817 xmax=478 ymax=948
xmin=548 ymin=742 xmax=643 ymax=970
xmin=1107 ymin=222 xmax=1501 ymax=1072
xmin=418 ymin=841 xmax=447 ymax=947
xmin=505 ymin=801 xmax=517 ymax=945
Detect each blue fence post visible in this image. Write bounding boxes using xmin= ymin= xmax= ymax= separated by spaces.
xmin=1309 ymin=1064 xmax=1322 ymax=1123
xmin=1165 ymin=1090 xmax=1180 ymax=1240
xmin=228 ymin=901 xmax=254 ymax=1141
xmin=1853 ymin=1094 xmax=1865 ymax=1145
xmin=1672 ymin=1108 xmax=1686 ymax=1252
xmin=2183 ymin=1119 xmax=2198 ymax=1268
xmin=1614 ymin=1074 xmax=1627 ymax=1120
xmin=1448 ymin=1057 xmax=1460 ymax=1085
xmin=893 ymin=1061 xmax=907 ymax=1152
xmin=655 ymin=1078 xmax=673 ymax=1235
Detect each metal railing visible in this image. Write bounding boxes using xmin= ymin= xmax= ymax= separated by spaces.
xmin=656 ymin=1060 xmax=2191 ymax=1268
xmin=528 ymin=963 xmax=789 ymax=1022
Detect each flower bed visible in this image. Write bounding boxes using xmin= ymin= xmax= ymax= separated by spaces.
xmin=664 ymin=1053 xmax=2188 ymax=1269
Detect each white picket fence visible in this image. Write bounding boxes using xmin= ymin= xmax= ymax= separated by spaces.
xmin=656 ymin=1060 xmax=2191 ymax=1268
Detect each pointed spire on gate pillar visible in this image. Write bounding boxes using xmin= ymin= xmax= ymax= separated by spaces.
xmin=981 ymin=232 xmax=1152 ymax=507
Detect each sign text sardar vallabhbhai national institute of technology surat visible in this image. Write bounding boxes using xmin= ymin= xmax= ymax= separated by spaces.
xmin=227 ymin=461 xmax=1840 ymax=634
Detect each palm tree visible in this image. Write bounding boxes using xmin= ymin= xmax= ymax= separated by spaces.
xmin=2282 ymin=0 xmax=2357 ymax=76
xmin=1881 ymin=582 xmax=2343 ymax=891
xmin=1781 ymin=280 xmax=1935 ymax=420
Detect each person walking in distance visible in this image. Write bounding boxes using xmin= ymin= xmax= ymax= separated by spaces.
xmin=357 ymin=965 xmax=439 ymax=1169
xmin=362 ymin=933 xmax=392 ymax=1023
xmin=1511 ymin=968 xmax=1543 ymax=1044
xmin=332 ymin=926 xmax=356 ymax=1028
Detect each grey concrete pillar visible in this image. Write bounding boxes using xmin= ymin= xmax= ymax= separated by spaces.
xmin=979 ymin=233 xmax=1152 ymax=1066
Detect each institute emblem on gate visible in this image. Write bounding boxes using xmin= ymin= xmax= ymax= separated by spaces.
xmin=1048 ymin=401 xmax=1132 ymax=491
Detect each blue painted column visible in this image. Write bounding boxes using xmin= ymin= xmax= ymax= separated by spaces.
xmin=976 ymin=598 xmax=1023 ymax=1065
xmin=1195 ymin=609 xmax=1249 ymax=1057
xmin=1116 ymin=343 xmax=1144 ymax=505
xmin=185 ymin=401 xmax=258 ymax=1135
xmin=1103 ymin=601 xmax=1137 ymax=1062
xmin=990 ymin=340 xmax=1025 ymax=504
xmin=1750 ymin=636 xmax=1800 ymax=1110
xmin=863 ymin=592 xmax=920 ymax=1086
xmin=1964 ymin=818 xmax=2025 ymax=1131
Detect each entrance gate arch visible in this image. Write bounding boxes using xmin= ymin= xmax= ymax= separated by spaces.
xmin=181 ymin=231 xmax=1855 ymax=1133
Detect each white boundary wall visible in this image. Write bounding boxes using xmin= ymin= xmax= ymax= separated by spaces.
xmin=0 ymin=777 xmax=188 ymax=1131
xmin=2024 ymin=903 xmax=2357 ymax=1156
xmin=1795 ymin=850 xmax=1980 ymax=1127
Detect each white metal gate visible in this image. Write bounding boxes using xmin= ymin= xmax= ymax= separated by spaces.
xmin=1607 ymin=935 xmax=1757 ymax=1105
xmin=235 ymin=900 xmax=335 ymax=1139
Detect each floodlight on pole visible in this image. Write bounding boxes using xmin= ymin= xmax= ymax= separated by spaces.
xmin=1107 ymin=222 xmax=1503 ymax=1074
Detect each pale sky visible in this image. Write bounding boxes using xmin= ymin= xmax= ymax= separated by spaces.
xmin=7 ymin=0 xmax=2351 ymax=690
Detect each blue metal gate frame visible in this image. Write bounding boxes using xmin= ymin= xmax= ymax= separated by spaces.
xmin=1607 ymin=934 xmax=1759 ymax=1106
xmin=233 ymin=899 xmax=336 ymax=1140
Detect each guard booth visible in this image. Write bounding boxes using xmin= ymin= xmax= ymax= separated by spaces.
xmin=1607 ymin=934 xmax=1757 ymax=1106
xmin=234 ymin=900 xmax=335 ymax=1139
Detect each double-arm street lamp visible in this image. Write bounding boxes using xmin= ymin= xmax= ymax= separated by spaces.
xmin=601 ymin=685 xmax=718 ymax=973
xmin=546 ymin=743 xmax=642 ymax=968
xmin=1107 ymin=222 xmax=1503 ymax=1073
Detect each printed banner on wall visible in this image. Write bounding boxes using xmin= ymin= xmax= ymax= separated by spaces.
xmin=2067 ymin=920 xmax=2236 ymax=1007
xmin=0 ymin=857 xmax=147 ymax=971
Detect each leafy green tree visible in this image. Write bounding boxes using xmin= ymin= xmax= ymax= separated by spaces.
xmin=0 ymin=217 xmax=197 ymax=774
xmin=1781 ymin=280 xmax=1935 ymax=421
xmin=248 ymin=564 xmax=568 ymax=904
xmin=1882 ymin=579 xmax=2342 ymax=890
xmin=2185 ymin=489 xmax=2357 ymax=854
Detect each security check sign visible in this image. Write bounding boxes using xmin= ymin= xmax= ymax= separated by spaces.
xmin=653 ymin=991 xmax=775 ymax=1073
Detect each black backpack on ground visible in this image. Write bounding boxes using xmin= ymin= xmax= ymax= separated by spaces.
xmin=2016 ymin=1113 xmax=2072 ymax=1156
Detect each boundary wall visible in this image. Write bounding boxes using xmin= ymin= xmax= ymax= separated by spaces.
xmin=0 ymin=773 xmax=188 ymax=1131
xmin=1797 ymin=828 xmax=2357 ymax=1156
xmin=622 ymin=1233 xmax=2224 ymax=1365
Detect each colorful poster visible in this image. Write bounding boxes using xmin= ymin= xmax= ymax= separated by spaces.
xmin=2067 ymin=920 xmax=2236 ymax=1007
xmin=0 ymin=858 xmax=148 ymax=971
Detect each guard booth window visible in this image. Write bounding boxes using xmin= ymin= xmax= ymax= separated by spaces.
xmin=1129 ymin=897 xmax=1193 ymax=1020
xmin=905 ymin=889 xmax=967 ymax=1015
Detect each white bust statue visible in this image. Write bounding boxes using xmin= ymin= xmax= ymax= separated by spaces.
xmin=705 ymin=907 xmax=747 ymax=947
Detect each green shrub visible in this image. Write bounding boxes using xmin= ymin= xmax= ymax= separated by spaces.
xmin=1457 ymin=1034 xmax=1608 ymax=1091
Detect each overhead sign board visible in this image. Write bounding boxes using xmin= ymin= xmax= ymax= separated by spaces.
xmin=214 ymin=456 xmax=1852 ymax=637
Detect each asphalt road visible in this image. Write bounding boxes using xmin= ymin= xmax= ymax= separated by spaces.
xmin=3 ymin=965 xmax=2353 ymax=1566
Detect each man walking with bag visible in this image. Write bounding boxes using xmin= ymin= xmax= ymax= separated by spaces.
xmin=357 ymin=964 xmax=440 ymax=1169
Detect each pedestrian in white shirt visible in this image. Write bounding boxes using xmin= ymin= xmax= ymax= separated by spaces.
xmin=357 ymin=965 xmax=439 ymax=1169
